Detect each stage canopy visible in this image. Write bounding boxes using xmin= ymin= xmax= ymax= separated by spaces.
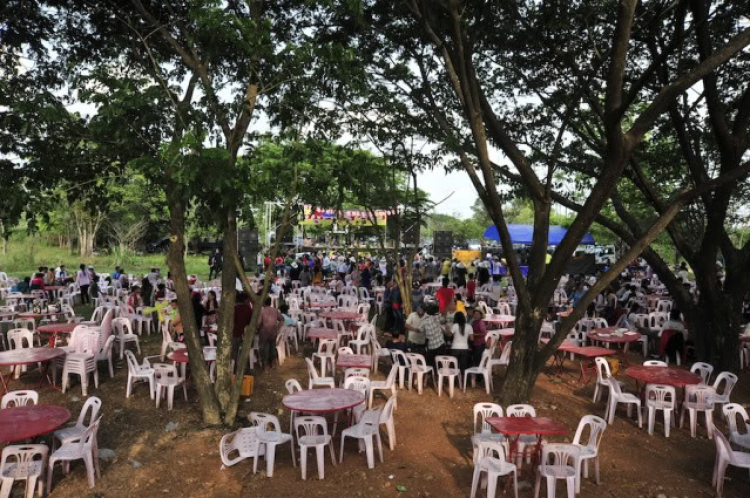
xmin=483 ymin=224 xmax=595 ymax=246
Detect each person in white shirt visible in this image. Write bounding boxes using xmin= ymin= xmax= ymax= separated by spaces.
xmin=337 ymin=258 xmax=348 ymax=279
xmin=75 ymin=263 xmax=91 ymax=304
xmin=448 ymin=311 xmax=472 ymax=371
xmin=677 ymin=262 xmax=690 ymax=283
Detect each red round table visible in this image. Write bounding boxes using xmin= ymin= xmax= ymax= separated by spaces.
xmin=337 ymin=354 xmax=371 ymax=369
xmin=625 ymin=366 xmax=702 ymax=387
xmin=309 ymin=302 xmax=337 ymax=308
xmin=17 ymin=312 xmax=66 ymax=320
xmin=483 ymin=314 xmax=515 ymax=325
xmin=167 ymin=348 xmax=216 ymax=363
xmin=38 ymin=322 xmax=78 ymax=347
xmin=0 ymin=347 xmax=66 ymax=393
xmin=320 ymin=311 xmax=361 ymax=321
xmin=282 ymin=388 xmax=365 ymax=413
xmin=0 ymin=404 xmax=71 ymax=443
xmin=588 ymin=328 xmax=642 ymax=344
xmin=486 ymin=417 xmax=568 ymax=467
xmin=308 ymin=328 xmax=337 ymax=341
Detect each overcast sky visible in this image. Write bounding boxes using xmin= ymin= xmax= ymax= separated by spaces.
xmin=418 ymin=168 xmax=477 ymax=218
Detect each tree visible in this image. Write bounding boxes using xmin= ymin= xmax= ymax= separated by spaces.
xmin=345 ymin=0 xmax=750 ymax=403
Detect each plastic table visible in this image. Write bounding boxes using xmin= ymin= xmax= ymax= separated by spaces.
xmin=337 ymin=354 xmax=371 ymax=369
xmin=588 ymin=328 xmax=642 ymax=345
xmin=38 ymin=322 xmax=78 ymax=347
xmin=486 ymin=417 xmax=568 ymax=468
xmin=282 ymin=388 xmax=365 ymax=414
xmin=0 ymin=404 xmax=71 ymax=443
xmin=554 ymin=345 xmax=615 ymax=384
xmin=483 ymin=315 xmax=515 ymax=328
xmin=17 ymin=312 xmax=66 ymax=321
xmin=167 ymin=348 xmax=216 ymax=364
xmin=307 ymin=328 xmax=337 ymax=341
xmin=625 ymin=366 xmax=701 ymax=387
xmin=0 ymin=347 xmax=66 ymax=394
xmin=320 ymin=311 xmax=361 ymax=321
xmin=309 ymin=302 xmax=337 ymax=309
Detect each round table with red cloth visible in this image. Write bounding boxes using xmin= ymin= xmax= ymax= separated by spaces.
xmin=167 ymin=348 xmax=216 ymax=363
xmin=625 ymin=366 xmax=702 ymax=387
xmin=0 ymin=347 xmax=66 ymax=368
xmin=486 ymin=417 xmax=568 ymax=436
xmin=337 ymin=354 xmax=371 ymax=369
xmin=483 ymin=314 xmax=515 ymax=325
xmin=0 ymin=404 xmax=71 ymax=443
xmin=319 ymin=311 xmax=361 ymax=321
xmin=17 ymin=312 xmax=66 ymax=320
xmin=38 ymin=322 xmax=78 ymax=347
xmin=307 ymin=328 xmax=337 ymax=341
xmin=588 ymin=328 xmax=642 ymax=344
xmin=282 ymin=388 xmax=365 ymax=414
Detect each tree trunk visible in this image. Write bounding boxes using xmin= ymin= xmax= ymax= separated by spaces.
xmin=166 ymin=179 xmax=222 ymax=425
xmin=497 ymin=312 xmax=543 ymax=404
xmin=1 ymin=235 xmax=7 ymax=255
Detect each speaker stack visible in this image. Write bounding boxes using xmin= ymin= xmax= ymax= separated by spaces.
xmin=433 ymin=231 xmax=453 ymax=259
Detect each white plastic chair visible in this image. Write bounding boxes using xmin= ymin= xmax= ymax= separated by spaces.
xmin=295 ymin=416 xmax=336 ymax=480
xmin=534 ymin=444 xmax=580 ymax=498
xmin=506 ymin=404 xmax=540 ymax=467
xmin=369 ymin=363 xmax=398 ymax=409
xmin=604 ymin=378 xmax=642 ymax=427
xmin=463 ymin=349 xmax=493 ymax=395
xmin=679 ymin=385 xmax=714 ymax=439
xmin=571 ymin=415 xmax=607 ymax=493
xmin=312 ymin=339 xmax=337 ymax=377
xmin=0 ymin=444 xmax=48 ymax=498
xmin=349 ymin=325 xmax=371 ymax=356
xmin=489 ymin=340 xmax=512 ymax=373
xmin=390 ymin=350 xmax=410 ymax=389
xmin=435 ymin=355 xmax=461 ymax=398
xmin=722 ymin=403 xmax=750 ymax=451
xmin=0 ymin=390 xmax=38 ymax=409
xmin=53 ymin=396 xmax=102 ymax=450
xmin=645 ymin=384 xmax=676 ymax=437
xmin=112 ymin=317 xmax=140 ymax=359
xmin=378 ymin=396 xmax=397 ymax=451
xmin=470 ymin=441 xmax=518 ymax=498
xmin=472 ymin=403 xmax=505 ymax=461
xmin=708 ymin=371 xmax=738 ymax=408
xmin=339 ymin=407 xmax=383 ymax=469
xmin=95 ymin=335 xmax=116 ymax=379
xmin=711 ymin=428 xmax=750 ymax=496
xmin=250 ymin=412 xmax=295 ymax=477
xmin=47 ymin=417 xmax=101 ymax=491
xmin=305 ymin=358 xmax=335 ymax=389
xmin=593 ymin=357 xmax=623 ymax=403
xmin=405 ymin=353 xmax=433 ymax=395
xmin=690 ymin=362 xmax=714 ymax=385
xmin=124 ymin=350 xmax=155 ymax=399
xmin=220 ymin=428 xmax=264 ymax=468
xmin=61 ymin=330 xmax=100 ymax=396
xmin=343 ymin=368 xmax=370 ymax=381
xmin=7 ymin=329 xmax=40 ymax=379
xmin=153 ymin=363 xmax=187 ymax=410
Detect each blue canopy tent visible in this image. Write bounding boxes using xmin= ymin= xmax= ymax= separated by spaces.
xmin=483 ymin=224 xmax=595 ymax=246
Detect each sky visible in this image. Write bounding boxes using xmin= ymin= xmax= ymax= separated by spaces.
xmin=418 ymin=168 xmax=477 ymax=219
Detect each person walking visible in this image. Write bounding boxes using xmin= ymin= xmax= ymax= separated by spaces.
xmin=209 ymin=248 xmax=223 ymax=280
xmin=76 ymin=263 xmax=91 ymax=304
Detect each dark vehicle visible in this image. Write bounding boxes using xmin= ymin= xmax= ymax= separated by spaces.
xmin=146 ymin=238 xmax=170 ymax=253
xmin=191 ymin=238 xmax=224 ymax=254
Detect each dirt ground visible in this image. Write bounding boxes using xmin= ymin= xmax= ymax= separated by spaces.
xmin=4 ymin=326 xmax=749 ymax=498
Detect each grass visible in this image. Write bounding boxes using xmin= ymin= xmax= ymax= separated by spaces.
xmin=0 ymin=234 xmax=210 ymax=280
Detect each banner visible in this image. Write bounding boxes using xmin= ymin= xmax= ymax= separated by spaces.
xmin=300 ymin=205 xmax=393 ymax=226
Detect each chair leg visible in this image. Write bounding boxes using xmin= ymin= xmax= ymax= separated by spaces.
xmin=300 ymin=446 xmax=307 ymax=480
xmin=339 ymin=434 xmax=346 ymax=464
xmin=364 ymin=436 xmax=374 ymax=469
xmin=470 ymin=466 xmax=481 ymax=498
xmin=315 ymin=445 xmax=325 ymax=480
xmin=487 ymin=472 xmax=498 ymax=498
xmin=265 ymin=443 xmax=277 ymax=477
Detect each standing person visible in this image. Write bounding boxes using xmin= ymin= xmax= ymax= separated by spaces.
xmin=405 ymin=305 xmax=426 ymax=353
xmin=337 ymin=257 xmax=348 ymax=281
xmin=211 ymin=248 xmax=223 ymax=280
xmin=322 ymin=254 xmax=331 ymax=278
xmin=424 ymin=257 xmax=436 ymax=282
xmin=232 ymin=292 xmax=253 ymax=362
xmin=441 ymin=258 xmax=451 ymax=278
xmin=141 ymin=276 xmax=153 ymax=307
xmin=76 ymin=264 xmax=91 ymax=304
xmin=470 ymin=308 xmax=488 ymax=366
xmin=466 ymin=273 xmax=477 ymax=303
xmin=419 ymin=303 xmax=447 ymax=367
xmin=383 ymin=279 xmax=396 ymax=333
xmin=360 ymin=263 xmax=372 ymax=290
xmin=191 ymin=292 xmax=207 ymax=344
xmin=455 ymin=261 xmax=467 ymax=288
xmin=128 ymin=286 xmax=143 ymax=309
xmin=299 ymin=265 xmax=311 ymax=287
xmin=435 ymin=277 xmax=455 ymax=315
xmin=258 ymin=297 xmax=284 ymax=369
xmin=448 ymin=311 xmax=472 ymax=372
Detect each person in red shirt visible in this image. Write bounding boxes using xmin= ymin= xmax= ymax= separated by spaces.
xmin=466 ymin=273 xmax=476 ymax=303
xmin=232 ymin=292 xmax=253 ymax=361
xmin=29 ymin=272 xmax=46 ymax=290
xmin=435 ymin=277 xmax=455 ymax=315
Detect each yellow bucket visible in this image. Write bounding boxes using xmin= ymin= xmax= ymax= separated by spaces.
xmin=232 ymin=375 xmax=254 ymax=396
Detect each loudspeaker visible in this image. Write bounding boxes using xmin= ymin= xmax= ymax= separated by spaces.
xmin=276 ymin=224 xmax=293 ymax=244
xmin=433 ymin=231 xmax=453 ymax=259
xmin=237 ymin=228 xmax=259 ymax=267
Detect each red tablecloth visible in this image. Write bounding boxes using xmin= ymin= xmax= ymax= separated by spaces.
xmin=282 ymin=388 xmax=365 ymax=413
xmin=486 ymin=417 xmax=568 ymax=436
xmin=167 ymin=348 xmax=215 ymax=363
xmin=625 ymin=366 xmax=702 ymax=387
xmin=484 ymin=315 xmax=515 ymax=324
xmin=589 ymin=328 xmax=642 ymax=344
xmin=38 ymin=323 xmax=78 ymax=335
xmin=0 ymin=404 xmax=71 ymax=443
xmin=309 ymin=302 xmax=337 ymax=308
xmin=308 ymin=328 xmax=337 ymax=340
xmin=0 ymin=347 xmax=66 ymax=367
xmin=337 ymin=354 xmax=371 ymax=369
xmin=17 ymin=312 xmax=65 ymax=320
xmin=560 ymin=346 xmax=615 ymax=358
xmin=320 ymin=311 xmax=361 ymax=321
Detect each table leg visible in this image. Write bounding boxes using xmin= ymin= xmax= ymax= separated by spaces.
xmin=0 ymin=370 xmax=10 ymax=395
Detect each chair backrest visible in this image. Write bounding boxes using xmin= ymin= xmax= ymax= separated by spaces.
xmin=656 ymin=300 xmax=672 ymax=313
xmin=540 ymin=443 xmax=581 ymax=468
xmin=498 ymin=341 xmax=512 ymax=364
xmin=496 ymin=303 xmax=512 ymax=316
xmin=343 ymin=375 xmax=371 ymax=395
xmin=7 ymin=329 xmax=34 ymax=350
xmin=643 ymin=360 xmax=667 ymax=367
xmin=285 ymin=379 xmax=303 ymax=394
xmin=305 ymin=358 xmax=321 ymax=381
xmin=75 ymin=396 xmax=103 ymax=429
xmin=13 ymin=318 xmax=34 ymax=331
xmin=722 ymin=403 xmax=749 ymax=439
xmin=690 ymin=362 xmax=714 ymax=384
xmin=405 ymin=352 xmax=427 ymax=370
xmin=473 ymin=402 xmax=503 ymax=434
xmin=220 ymin=428 xmax=259 ymax=467
xmin=572 ymin=415 xmax=607 ymax=453
xmin=318 ymin=339 xmax=337 ymax=356
xmin=507 ymin=404 xmax=536 ymax=417
xmin=391 ymin=349 xmax=409 ymax=367
xmin=379 ymin=394 xmax=396 ymax=423
xmin=712 ymin=371 xmax=738 ymax=399
xmin=338 ymin=347 xmax=354 ymax=355
xmin=645 ymin=384 xmax=676 ymax=407
xmin=476 ymin=349 xmax=492 ymax=370
xmin=0 ymin=444 xmax=48 ymax=478
xmin=435 ymin=355 xmax=458 ymax=371
xmin=712 ymin=427 xmax=740 ymax=465
xmin=112 ymin=317 xmax=133 ymax=338
xmin=383 ymin=363 xmax=398 ymax=387
xmin=1 ymin=390 xmax=39 ymax=408
xmin=684 ymin=385 xmax=714 ymax=410
xmin=648 ymin=312 xmax=668 ymax=329
xmin=77 ymin=417 xmax=102 ymax=454
xmin=250 ymin=412 xmax=282 ymax=436
xmin=124 ymin=350 xmax=146 ymax=375
xmin=343 ymin=368 xmax=370 ymax=380
xmin=352 ymin=407 xmax=382 ymax=436
xmin=295 ymin=415 xmax=328 ymax=441
xmin=153 ymin=363 xmax=180 ymax=381
xmin=594 ymin=357 xmax=613 ymax=384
